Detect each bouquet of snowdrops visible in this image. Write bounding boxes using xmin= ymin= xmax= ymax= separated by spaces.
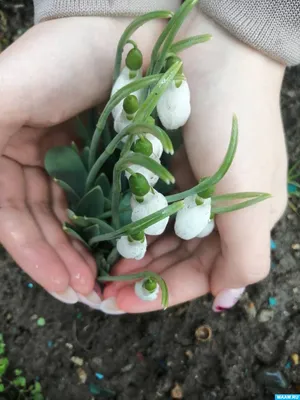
xmin=44 ymin=0 xmax=270 ymax=310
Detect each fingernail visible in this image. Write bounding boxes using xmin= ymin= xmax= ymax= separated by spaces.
xmin=49 ymin=286 xmax=78 ymax=304
xmin=77 ymin=290 xmax=102 ymax=310
xmin=212 ymin=287 xmax=245 ymax=312
xmin=100 ymin=297 xmax=126 ymax=315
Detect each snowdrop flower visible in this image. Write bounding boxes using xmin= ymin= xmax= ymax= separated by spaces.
xmin=125 ymin=152 xmax=161 ymax=186
xmin=196 ymin=218 xmax=215 ymax=238
xmin=116 ymin=233 xmax=147 ymax=260
xmin=175 ymin=195 xmax=211 ymax=240
xmin=135 ymin=278 xmax=159 ymax=301
xmin=157 ymin=79 xmax=191 ymax=130
xmin=111 ymin=47 xmax=143 ymax=119
xmin=131 ymin=189 xmax=168 ymax=235
xmin=133 ymin=134 xmax=163 ymax=159
xmin=114 ymin=94 xmax=139 ymax=135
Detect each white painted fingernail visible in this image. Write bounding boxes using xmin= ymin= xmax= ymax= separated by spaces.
xmin=212 ymin=287 xmax=245 ymax=312
xmin=100 ymin=297 xmax=126 ymax=315
xmin=77 ymin=290 xmax=102 ymax=310
xmin=49 ymin=286 xmax=78 ymax=304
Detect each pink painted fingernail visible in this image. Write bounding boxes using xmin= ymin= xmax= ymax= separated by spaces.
xmin=77 ymin=290 xmax=102 ymax=310
xmin=212 ymin=287 xmax=245 ymax=312
xmin=49 ymin=286 xmax=78 ymax=304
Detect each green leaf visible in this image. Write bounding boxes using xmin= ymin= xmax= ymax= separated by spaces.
xmin=119 ymin=192 xmax=132 ymax=227
xmin=74 ymin=116 xmax=91 ymax=144
xmin=76 ymin=186 xmax=104 ymax=217
xmin=12 ymin=376 xmax=26 ymax=388
xmin=14 ymin=369 xmax=22 ymax=376
xmin=53 ymin=179 xmax=80 ymax=208
xmin=95 ymin=173 xmax=111 ymax=198
xmin=32 ymin=382 xmax=42 ymax=394
xmin=170 ymin=34 xmax=212 ymax=54
xmin=0 ymin=384 xmax=4 ymax=392
xmin=82 ymin=224 xmax=100 ymax=242
xmin=45 ymin=146 xmax=87 ymax=198
xmin=33 ymin=395 xmax=44 ymax=400
xmin=81 ymin=147 xmax=90 ymax=171
xmin=212 ymin=194 xmax=271 ymax=214
xmin=62 ymin=223 xmax=90 ymax=248
xmin=0 ymin=358 xmax=9 ymax=377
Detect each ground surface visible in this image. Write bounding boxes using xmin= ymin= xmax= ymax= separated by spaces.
xmin=0 ymin=2 xmax=300 ymax=400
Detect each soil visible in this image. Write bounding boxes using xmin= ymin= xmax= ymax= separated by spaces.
xmin=0 ymin=2 xmax=300 ymax=400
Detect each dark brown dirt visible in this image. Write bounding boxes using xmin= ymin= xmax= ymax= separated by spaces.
xmin=0 ymin=2 xmax=300 ymax=400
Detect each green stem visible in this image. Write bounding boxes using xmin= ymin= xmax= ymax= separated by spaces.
xmin=88 ymin=74 xmax=162 ymax=170
xmin=211 ymin=192 xmax=270 ymax=202
xmin=89 ymin=200 xmax=184 ymax=245
xmin=212 ymin=194 xmax=271 ymax=214
xmin=169 ymin=34 xmax=212 ymax=54
xmin=113 ymin=10 xmax=174 ymax=82
xmin=111 ymin=166 xmax=122 ymax=230
xmin=99 ymin=207 xmax=131 ymax=220
xmin=166 ymin=114 xmax=238 ymax=202
xmin=152 ymin=0 xmax=199 ymax=75
xmin=98 ymin=271 xmax=169 ymax=309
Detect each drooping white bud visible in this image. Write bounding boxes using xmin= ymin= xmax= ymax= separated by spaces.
xmin=131 ymin=190 xmax=169 ymax=235
xmin=196 ymin=218 xmax=215 ymax=238
xmin=114 ymin=109 xmax=132 ymax=135
xmin=125 ymin=152 xmax=161 ymax=187
xmin=134 ymin=134 xmax=163 ymax=159
xmin=157 ymin=79 xmax=191 ymax=130
xmin=116 ymin=235 xmax=147 ymax=260
xmin=111 ymin=67 xmax=143 ymax=119
xmin=175 ymin=196 xmax=211 ymax=240
xmin=135 ymin=278 xmax=159 ymax=301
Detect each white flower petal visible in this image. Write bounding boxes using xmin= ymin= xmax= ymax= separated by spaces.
xmin=111 ymin=67 xmax=143 ymax=119
xmin=134 ymin=279 xmax=159 ymax=301
xmin=116 ymin=235 xmax=147 ymax=260
xmin=131 ymin=190 xmax=169 ymax=235
xmin=196 ymin=219 xmax=215 ymax=238
xmin=175 ymin=196 xmax=211 ymax=240
xmin=157 ymin=80 xmax=191 ymax=130
xmin=114 ymin=110 xmax=131 ymax=135
xmin=125 ymin=153 xmax=161 ymax=186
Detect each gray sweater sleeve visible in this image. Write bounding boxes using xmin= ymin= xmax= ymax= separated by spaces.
xmin=33 ymin=0 xmax=300 ymax=66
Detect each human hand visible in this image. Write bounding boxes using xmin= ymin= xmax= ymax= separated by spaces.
xmin=0 ymin=16 xmax=164 ymax=305
xmin=103 ymin=9 xmax=288 ymax=313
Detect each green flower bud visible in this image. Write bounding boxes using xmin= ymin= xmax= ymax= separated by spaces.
xmin=126 ymin=48 xmax=143 ymax=71
xmin=129 ymin=231 xmax=145 ymax=242
xmin=132 ymin=137 xmax=153 ymax=156
xmin=165 ymin=55 xmax=183 ymax=74
xmin=143 ymin=278 xmax=157 ymax=293
xmin=129 ymin=173 xmax=150 ymax=197
xmin=123 ymin=95 xmax=139 ymax=115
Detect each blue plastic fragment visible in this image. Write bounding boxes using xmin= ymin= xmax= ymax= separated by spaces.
xmin=28 ymin=283 xmax=34 ymax=288
xmin=288 ymin=183 xmax=297 ymax=194
xmin=285 ymin=361 xmax=292 ymax=369
xmin=268 ymin=297 xmax=277 ymax=306
xmin=47 ymin=341 xmax=53 ymax=348
xmin=89 ymin=383 xmax=115 ymax=397
xmin=95 ymin=372 xmax=104 ymax=380
xmin=271 ymin=239 xmax=277 ymax=250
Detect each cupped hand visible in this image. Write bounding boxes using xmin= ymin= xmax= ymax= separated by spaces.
xmin=0 ymin=16 xmax=164 ymax=303
xmin=104 ymin=10 xmax=288 ymax=313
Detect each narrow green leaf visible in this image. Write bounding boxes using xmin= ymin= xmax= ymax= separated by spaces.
xmin=212 ymin=192 xmax=270 ymax=202
xmin=53 ymin=178 xmax=80 ymax=208
xmin=81 ymin=147 xmax=90 ymax=171
xmin=95 ymin=173 xmax=111 ymax=198
xmin=120 ymin=153 xmax=175 ymax=185
xmin=74 ymin=116 xmax=91 ymax=144
xmin=212 ymin=194 xmax=271 ymax=214
xmin=76 ymin=186 xmax=104 ymax=217
xmin=119 ymin=192 xmax=132 ymax=227
xmin=113 ymin=10 xmax=174 ymax=81
xmin=170 ymin=34 xmax=212 ymax=54
xmin=63 ymin=222 xmax=90 ymax=248
xmin=82 ymin=224 xmax=101 ymax=242
xmin=45 ymin=146 xmax=87 ymax=198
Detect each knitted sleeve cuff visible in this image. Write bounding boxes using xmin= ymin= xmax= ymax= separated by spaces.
xmin=198 ymin=0 xmax=300 ymax=66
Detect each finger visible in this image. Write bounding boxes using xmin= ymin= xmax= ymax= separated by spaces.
xmin=0 ymin=157 xmax=69 ymax=292
xmin=103 ymin=234 xmax=182 ymax=298
xmin=24 ymin=166 xmax=96 ymax=295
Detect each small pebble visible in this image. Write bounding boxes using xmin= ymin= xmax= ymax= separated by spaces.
xmin=31 ymin=314 xmax=38 ymax=321
xmin=77 ymin=368 xmax=87 ymax=384
xmin=293 ymin=287 xmax=299 ymax=294
xmin=268 ymin=297 xmax=277 ymax=307
xmin=243 ymin=301 xmax=257 ymax=319
xmin=195 ymin=325 xmax=212 ymax=342
xmin=292 ymin=243 xmax=300 ymax=250
xmin=171 ymin=383 xmax=183 ymax=399
xmin=270 ymin=239 xmax=277 ymax=250
xmin=71 ymin=356 xmax=84 ymax=367
xmin=121 ymin=364 xmax=133 ymax=373
xmin=291 ymin=353 xmax=299 ymax=365
xmin=136 ymin=352 xmax=144 ymax=362
xmin=185 ymin=350 xmax=193 ymax=360
xmin=257 ymin=309 xmax=274 ymax=323
xmin=95 ymin=373 xmax=104 ymax=380
xmin=37 ymin=318 xmax=46 ymax=327
xmin=65 ymin=343 xmax=73 ymax=350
